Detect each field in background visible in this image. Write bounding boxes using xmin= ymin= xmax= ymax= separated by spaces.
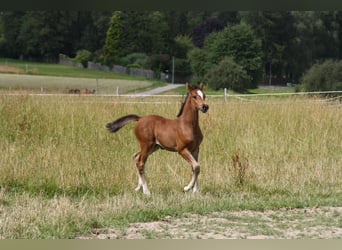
xmin=0 ymin=73 xmax=153 ymax=95
xmin=0 ymin=58 xmax=149 ymax=80
xmin=1 ymin=57 xmax=298 ymax=96
xmin=0 ymin=94 xmax=341 ymax=238
xmin=0 ymin=58 xmax=162 ymax=95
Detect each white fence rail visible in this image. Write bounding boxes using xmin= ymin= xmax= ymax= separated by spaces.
xmin=1 ymin=89 xmax=342 ymax=99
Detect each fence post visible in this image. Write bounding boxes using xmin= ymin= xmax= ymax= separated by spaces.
xmin=224 ymin=88 xmax=227 ymax=102
xmin=116 ymin=86 xmax=119 ymax=96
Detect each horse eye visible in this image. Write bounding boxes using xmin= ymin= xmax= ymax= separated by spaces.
xmin=192 ymin=95 xmax=197 ymax=99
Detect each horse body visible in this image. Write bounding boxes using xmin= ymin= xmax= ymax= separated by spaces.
xmin=134 ymin=113 xmax=202 ymax=152
xmin=135 ymin=115 xmax=179 ymax=152
xmin=80 ymin=88 xmax=95 ymax=94
xmin=106 ymin=83 xmax=208 ymax=195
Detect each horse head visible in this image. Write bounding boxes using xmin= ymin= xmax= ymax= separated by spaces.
xmin=186 ymin=82 xmax=209 ymax=113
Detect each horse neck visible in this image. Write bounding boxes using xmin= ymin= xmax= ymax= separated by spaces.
xmin=178 ymin=97 xmax=199 ymax=127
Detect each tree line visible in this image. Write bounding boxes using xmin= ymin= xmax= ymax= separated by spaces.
xmin=1 ymin=11 xmax=342 ymax=90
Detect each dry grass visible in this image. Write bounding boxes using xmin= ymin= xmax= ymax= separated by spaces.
xmin=0 ymin=93 xmax=341 ymax=238
xmin=81 ymin=206 xmax=342 ymax=239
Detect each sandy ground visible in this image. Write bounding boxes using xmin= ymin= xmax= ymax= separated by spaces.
xmin=78 ymin=206 xmax=342 ymax=239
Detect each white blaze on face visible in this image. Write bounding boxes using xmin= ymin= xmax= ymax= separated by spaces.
xmin=197 ymin=90 xmax=204 ymax=99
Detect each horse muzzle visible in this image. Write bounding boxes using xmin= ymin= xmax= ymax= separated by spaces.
xmin=200 ymin=104 xmax=209 ymax=113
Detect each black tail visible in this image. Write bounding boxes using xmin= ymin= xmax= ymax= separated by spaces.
xmin=106 ymin=114 xmax=140 ymax=132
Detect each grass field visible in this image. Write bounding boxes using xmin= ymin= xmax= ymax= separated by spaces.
xmin=0 ymin=73 xmax=153 ymax=95
xmin=0 ymin=58 xmax=161 ymax=94
xmin=0 ymin=93 xmax=341 ymax=238
xmin=0 ymin=57 xmax=149 ymax=80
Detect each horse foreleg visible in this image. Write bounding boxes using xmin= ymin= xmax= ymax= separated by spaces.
xmin=133 ymin=144 xmax=158 ymax=195
xmin=179 ymin=148 xmax=200 ymax=193
xmin=191 ymin=150 xmax=200 ymax=193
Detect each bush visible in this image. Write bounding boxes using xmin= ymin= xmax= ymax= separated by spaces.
xmin=205 ymin=57 xmax=251 ymax=91
xmin=126 ymin=63 xmax=141 ymax=69
xmin=120 ymin=53 xmax=148 ymax=68
xmin=300 ymin=59 xmax=342 ymax=92
xmin=74 ymin=49 xmax=92 ymax=68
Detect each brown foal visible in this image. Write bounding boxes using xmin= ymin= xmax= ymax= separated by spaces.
xmin=106 ymin=83 xmax=209 ymax=195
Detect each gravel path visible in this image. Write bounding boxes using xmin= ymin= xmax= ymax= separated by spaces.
xmin=133 ymin=84 xmax=183 ymax=96
xmin=78 ymin=206 xmax=342 ymax=239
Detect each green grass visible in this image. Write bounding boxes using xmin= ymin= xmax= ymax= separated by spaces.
xmin=0 ymin=73 xmax=155 ymax=94
xmin=0 ymin=93 xmax=341 ymax=238
xmin=162 ymin=84 xmax=295 ymax=96
xmin=248 ymin=86 xmax=294 ymax=94
xmin=0 ymin=57 xmax=148 ymax=80
xmin=0 ymin=57 xmax=167 ymax=94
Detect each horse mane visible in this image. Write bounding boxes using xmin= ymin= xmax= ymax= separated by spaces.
xmin=177 ymin=92 xmax=189 ymax=117
xmin=177 ymin=84 xmax=202 ymax=117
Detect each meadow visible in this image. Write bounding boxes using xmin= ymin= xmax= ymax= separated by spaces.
xmin=0 ymin=57 xmax=149 ymax=80
xmin=0 ymin=73 xmax=153 ymax=95
xmin=0 ymin=58 xmax=158 ymax=94
xmin=0 ymin=92 xmax=341 ymax=238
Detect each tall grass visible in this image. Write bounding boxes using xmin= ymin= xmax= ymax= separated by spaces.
xmin=0 ymin=94 xmax=341 ymax=238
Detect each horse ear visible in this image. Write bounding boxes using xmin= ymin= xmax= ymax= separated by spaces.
xmin=186 ymin=82 xmax=192 ymax=91
xmin=199 ymin=82 xmax=204 ymax=90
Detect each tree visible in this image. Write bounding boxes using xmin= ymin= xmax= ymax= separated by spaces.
xmin=300 ymin=59 xmax=342 ymax=92
xmin=0 ymin=11 xmax=25 ymax=58
xmin=203 ymin=22 xmax=263 ymax=87
xmin=102 ymin=11 xmax=122 ymax=65
xmin=0 ymin=14 xmax=5 ymax=53
xmin=241 ymin=11 xmax=297 ymax=84
xmin=65 ymin=11 xmax=111 ymax=56
xmin=291 ymin=11 xmax=339 ymax=80
xmin=171 ymin=35 xmax=195 ymax=77
xmin=0 ymin=11 xmax=111 ymax=61
xmin=187 ymin=47 xmax=211 ymax=83
xmin=173 ymin=35 xmax=195 ymax=58
xmin=336 ymin=11 xmax=342 ymax=59
xmin=16 ymin=11 xmax=72 ymax=61
xmin=103 ymin=11 xmax=170 ymax=66
xmin=192 ymin=18 xmax=224 ymax=47
xmin=147 ymin=11 xmax=170 ymax=54
xmin=205 ymin=57 xmax=251 ymax=91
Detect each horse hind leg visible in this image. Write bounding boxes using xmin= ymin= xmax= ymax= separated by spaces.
xmin=133 ymin=152 xmax=144 ymax=193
